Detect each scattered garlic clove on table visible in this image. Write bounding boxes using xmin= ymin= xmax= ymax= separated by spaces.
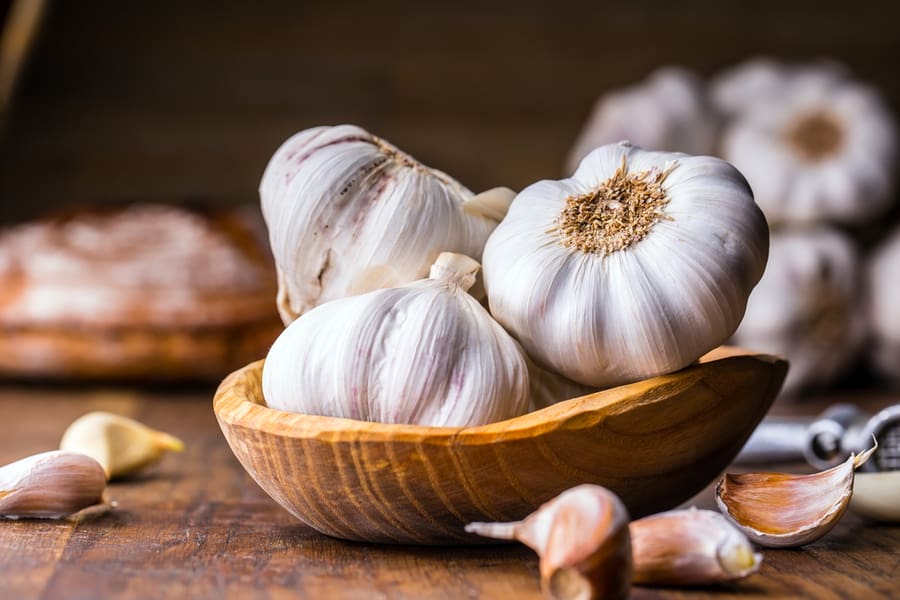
xmin=263 ymin=252 xmax=530 ymax=427
xmin=483 ymin=141 xmax=768 ymax=388
xmin=0 ymin=451 xmax=107 ymax=519
xmin=731 ymin=226 xmax=865 ymax=396
xmin=630 ymin=508 xmax=762 ymax=586
xmin=715 ymin=445 xmax=876 ymax=548
xmin=259 ymin=124 xmax=512 ymax=324
xmin=466 ymin=484 xmax=632 ymax=600
xmin=566 ymin=67 xmax=718 ymax=174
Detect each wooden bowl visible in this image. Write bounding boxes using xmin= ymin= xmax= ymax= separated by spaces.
xmin=213 ymin=347 xmax=786 ymax=544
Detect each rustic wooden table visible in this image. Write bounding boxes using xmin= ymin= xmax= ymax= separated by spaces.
xmin=0 ymin=383 xmax=897 ymax=599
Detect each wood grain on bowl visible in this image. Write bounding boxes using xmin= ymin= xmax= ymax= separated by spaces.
xmin=213 ymin=347 xmax=787 ymax=544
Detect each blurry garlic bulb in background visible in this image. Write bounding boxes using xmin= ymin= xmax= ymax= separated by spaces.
xmin=732 ymin=227 xmax=864 ymax=396
xmin=709 ymin=58 xmax=790 ymax=118
xmin=867 ymin=228 xmax=900 ymax=384
xmin=565 ymin=67 xmax=717 ymax=174
xmin=483 ymin=142 xmax=768 ymax=388
xmin=260 ymin=124 xmax=513 ymax=324
xmin=263 ymin=253 xmax=529 ymax=427
xmin=720 ymin=64 xmax=897 ymax=225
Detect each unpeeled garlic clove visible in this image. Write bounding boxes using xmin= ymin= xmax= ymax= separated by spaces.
xmin=0 ymin=451 xmax=107 ymax=519
xmin=630 ymin=508 xmax=762 ymax=586
xmin=59 ymin=411 xmax=184 ymax=479
xmin=716 ymin=445 xmax=876 ymax=548
xmin=849 ymin=471 xmax=900 ymax=522
xmin=466 ymin=484 xmax=632 ymax=600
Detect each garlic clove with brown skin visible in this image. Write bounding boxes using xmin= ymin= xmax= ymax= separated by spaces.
xmin=60 ymin=412 xmax=184 ymax=480
xmin=715 ymin=445 xmax=876 ymax=548
xmin=466 ymin=484 xmax=632 ymax=600
xmin=630 ymin=508 xmax=762 ymax=586
xmin=0 ymin=451 xmax=107 ymax=519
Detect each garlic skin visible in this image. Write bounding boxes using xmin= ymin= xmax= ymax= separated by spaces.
xmin=528 ymin=359 xmax=598 ymax=411
xmin=716 ymin=446 xmax=875 ymax=548
xmin=263 ymin=252 xmax=529 ymax=427
xmin=260 ymin=124 xmax=512 ymax=324
xmin=466 ymin=484 xmax=632 ymax=600
xmin=0 ymin=451 xmax=107 ymax=519
xmin=59 ymin=412 xmax=184 ymax=479
xmin=720 ymin=64 xmax=897 ymax=225
xmin=732 ymin=227 xmax=864 ymax=396
xmin=566 ymin=67 xmax=717 ymax=174
xmin=483 ymin=141 xmax=768 ymax=388
xmin=630 ymin=508 xmax=762 ymax=586
xmin=866 ymin=228 xmax=900 ymax=384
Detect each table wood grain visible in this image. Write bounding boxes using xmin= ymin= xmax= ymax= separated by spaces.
xmin=0 ymin=384 xmax=897 ymax=599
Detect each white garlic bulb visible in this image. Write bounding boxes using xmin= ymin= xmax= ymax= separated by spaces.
xmin=263 ymin=252 xmax=530 ymax=427
xmin=483 ymin=141 xmax=768 ymax=388
xmin=720 ymin=63 xmax=897 ymax=225
xmin=260 ymin=124 xmax=513 ymax=324
xmin=732 ymin=227 xmax=864 ymax=395
xmin=866 ymin=227 xmax=900 ymax=384
xmin=566 ymin=67 xmax=717 ymax=174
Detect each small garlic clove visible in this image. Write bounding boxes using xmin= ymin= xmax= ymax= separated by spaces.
xmin=630 ymin=508 xmax=762 ymax=586
xmin=59 ymin=412 xmax=184 ymax=480
xmin=0 ymin=451 xmax=107 ymax=519
xmin=849 ymin=471 xmax=900 ymax=522
xmin=716 ymin=445 xmax=876 ymax=548
xmin=466 ymin=484 xmax=632 ymax=600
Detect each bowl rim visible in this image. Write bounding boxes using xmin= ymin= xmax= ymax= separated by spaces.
xmin=213 ymin=346 xmax=785 ymax=445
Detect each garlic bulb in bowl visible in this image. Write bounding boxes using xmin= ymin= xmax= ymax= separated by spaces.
xmin=732 ymin=227 xmax=864 ymax=396
xmin=260 ymin=125 xmax=513 ymax=324
xmin=720 ymin=65 xmax=897 ymax=225
xmin=866 ymin=227 xmax=900 ymax=384
xmin=483 ymin=142 xmax=768 ymax=388
xmin=263 ymin=252 xmax=530 ymax=427
xmin=566 ymin=67 xmax=717 ymax=174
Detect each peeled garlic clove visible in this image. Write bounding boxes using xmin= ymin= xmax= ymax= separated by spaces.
xmin=716 ymin=446 xmax=875 ymax=548
xmin=849 ymin=471 xmax=900 ymax=522
xmin=60 ymin=411 xmax=184 ymax=479
xmin=483 ymin=141 xmax=768 ymax=388
xmin=466 ymin=484 xmax=632 ymax=600
xmin=566 ymin=67 xmax=718 ymax=174
xmin=630 ymin=508 xmax=761 ymax=586
xmin=0 ymin=451 xmax=107 ymax=519
xmin=260 ymin=124 xmax=509 ymax=324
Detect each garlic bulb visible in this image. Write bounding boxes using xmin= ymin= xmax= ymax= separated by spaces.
xmin=263 ymin=252 xmax=529 ymax=427
xmin=566 ymin=67 xmax=717 ymax=174
xmin=720 ymin=63 xmax=897 ymax=225
xmin=260 ymin=124 xmax=513 ymax=324
xmin=866 ymin=227 xmax=900 ymax=384
xmin=483 ymin=141 xmax=768 ymax=388
xmin=732 ymin=227 xmax=864 ymax=396
xmin=528 ymin=359 xmax=598 ymax=411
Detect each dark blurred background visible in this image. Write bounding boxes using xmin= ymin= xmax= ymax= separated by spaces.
xmin=0 ymin=0 xmax=898 ymax=223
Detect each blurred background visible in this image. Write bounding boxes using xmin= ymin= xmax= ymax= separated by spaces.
xmin=1 ymin=0 xmax=898 ymax=221
xmin=1 ymin=0 xmax=899 ymax=393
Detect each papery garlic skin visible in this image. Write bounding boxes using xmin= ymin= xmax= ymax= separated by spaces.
xmin=483 ymin=142 xmax=768 ymax=388
xmin=720 ymin=64 xmax=897 ymax=225
xmin=732 ymin=227 xmax=864 ymax=396
xmin=630 ymin=508 xmax=761 ymax=586
xmin=528 ymin=359 xmax=598 ymax=411
xmin=566 ymin=67 xmax=717 ymax=174
xmin=260 ymin=124 xmax=511 ymax=324
xmin=0 ymin=451 xmax=107 ymax=519
xmin=263 ymin=253 xmax=529 ymax=427
xmin=866 ymin=228 xmax=900 ymax=384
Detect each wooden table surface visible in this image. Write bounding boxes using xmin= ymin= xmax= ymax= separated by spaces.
xmin=0 ymin=383 xmax=897 ymax=600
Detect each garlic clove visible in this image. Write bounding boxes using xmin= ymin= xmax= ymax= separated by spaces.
xmin=466 ymin=484 xmax=632 ymax=600
xmin=59 ymin=411 xmax=184 ymax=479
xmin=462 ymin=187 xmax=517 ymax=222
xmin=849 ymin=471 xmax=900 ymax=522
xmin=630 ymin=508 xmax=762 ymax=586
xmin=0 ymin=451 xmax=107 ymax=519
xmin=716 ymin=445 xmax=875 ymax=548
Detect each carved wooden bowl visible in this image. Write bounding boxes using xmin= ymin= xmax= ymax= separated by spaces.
xmin=213 ymin=347 xmax=786 ymax=544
